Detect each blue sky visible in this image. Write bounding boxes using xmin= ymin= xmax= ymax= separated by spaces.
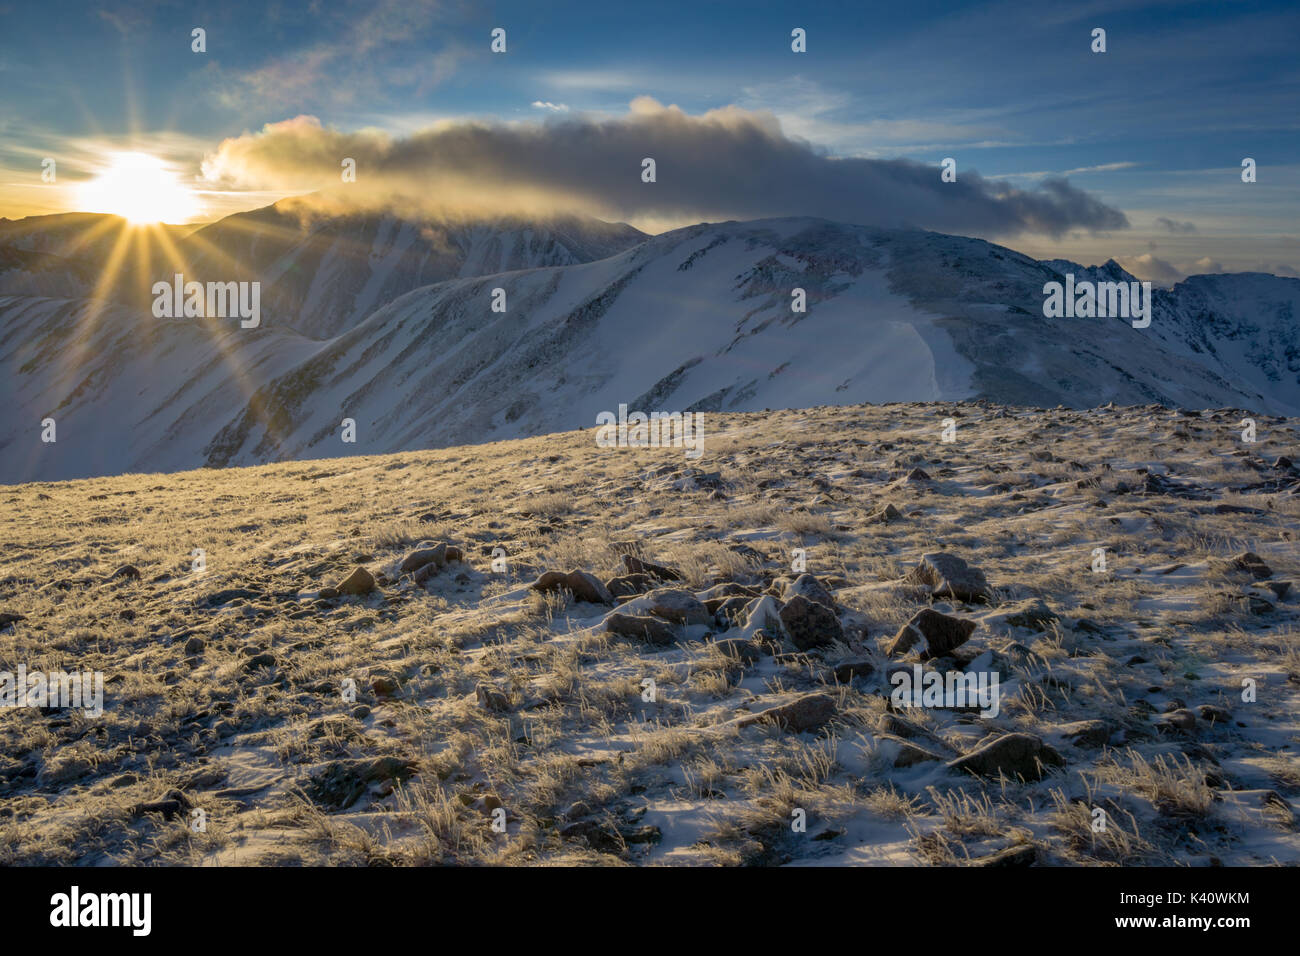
xmin=1 ymin=0 xmax=1297 ymax=279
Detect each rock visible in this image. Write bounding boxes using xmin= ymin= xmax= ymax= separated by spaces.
xmin=698 ymin=582 xmax=762 ymax=604
xmin=371 ymin=675 xmax=401 ymax=697
xmin=351 ymin=705 xmax=372 ymax=719
xmin=203 ymin=587 xmax=262 ymax=606
xmin=182 ymin=636 xmax=206 ymax=656
xmin=531 ymin=569 xmax=613 ymax=604
xmin=130 ymin=788 xmax=194 ymax=820
xmin=782 ymin=573 xmax=837 ymax=610
xmin=778 ymin=594 xmax=843 ymax=650
xmin=1261 ymin=580 xmax=1292 ymax=600
xmin=0 ymin=612 xmax=27 ymax=629
xmin=1154 ymin=708 xmax=1197 ymax=733
xmin=714 ymin=595 xmax=752 ymax=624
xmin=866 ymin=503 xmax=904 ymax=524
xmin=318 ymin=586 xmax=340 ymax=599
xmin=475 ymin=682 xmax=512 ymax=712
xmin=901 ymin=467 xmax=931 ymax=482
xmin=445 ymin=546 xmax=463 ymax=563
xmin=1233 ymin=552 xmax=1272 ymax=579
xmin=106 ymin=564 xmax=141 ymax=582
xmin=242 ymin=652 xmax=277 ymax=671
xmin=1195 ymin=704 xmax=1232 ymax=724
xmin=734 ymin=693 xmax=837 ymax=733
xmin=399 ymin=542 xmax=447 ymax=575
xmin=620 ymin=554 xmax=682 ymax=581
xmin=604 ymin=612 xmax=677 ymax=646
xmin=605 ymin=573 xmax=655 ymax=598
xmin=903 ymin=552 xmax=991 ymax=602
xmin=616 ymin=588 xmax=709 ymax=626
xmin=306 ymin=757 xmax=417 ymax=810
xmin=711 ymin=637 xmax=763 ymax=663
xmin=880 ymin=734 xmax=947 ymax=768
xmin=887 ymin=608 xmax=976 ymax=659
xmin=1057 ymin=719 xmax=1111 ymax=748
xmin=335 ymin=566 xmax=377 ymax=596
xmin=994 ymin=598 xmax=1058 ymax=632
xmin=948 ymin=733 xmax=1064 ymax=780
xmin=830 ymin=657 xmax=875 ymax=682
xmin=971 ymin=844 xmax=1038 ymax=867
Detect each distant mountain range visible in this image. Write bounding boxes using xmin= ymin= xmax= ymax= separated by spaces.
xmin=2 ymin=202 xmax=1297 ymax=482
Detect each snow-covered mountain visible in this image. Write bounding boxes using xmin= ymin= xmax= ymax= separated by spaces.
xmin=2 ymin=215 xmax=1297 ymax=483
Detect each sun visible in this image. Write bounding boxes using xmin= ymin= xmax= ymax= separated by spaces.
xmin=76 ymin=152 xmax=201 ymax=225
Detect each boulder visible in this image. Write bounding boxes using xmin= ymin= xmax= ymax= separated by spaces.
xmin=616 ymin=588 xmax=709 ymax=626
xmin=734 ymin=693 xmax=837 ymax=733
xmin=399 ymin=542 xmax=447 ymax=575
xmin=604 ymin=612 xmax=677 ymax=646
xmin=903 ymin=552 xmax=991 ymax=602
xmin=621 ymin=554 xmax=682 ymax=581
xmin=778 ymin=594 xmax=843 ymax=650
xmin=782 ymin=573 xmax=837 ymax=610
xmin=948 ymin=733 xmax=1064 ymax=780
xmin=335 ymin=566 xmax=377 ymax=596
xmin=887 ymin=608 xmax=976 ymax=659
xmin=531 ymin=569 xmax=613 ymax=604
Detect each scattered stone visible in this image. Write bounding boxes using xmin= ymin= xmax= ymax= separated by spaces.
xmin=778 ymin=594 xmax=843 ymax=650
xmin=782 ymin=573 xmax=837 ymax=610
xmin=971 ymin=844 xmax=1038 ymax=867
xmin=306 ymin=757 xmax=417 ymax=811
xmin=399 ymin=542 xmax=447 ymax=575
xmin=616 ymin=588 xmax=709 ymax=626
xmin=620 ymin=554 xmax=682 ymax=581
xmin=903 ymin=552 xmax=991 ymax=602
xmin=371 ymin=675 xmax=400 ymax=698
xmin=335 ymin=566 xmax=377 ymax=596
xmin=887 ymin=608 xmax=976 ymax=659
xmin=1195 ymin=704 xmax=1232 ymax=725
xmin=106 ymin=564 xmax=141 ymax=582
xmin=183 ymin=636 xmax=206 ymax=656
xmin=831 ymin=656 xmax=875 ymax=682
xmin=1154 ymin=708 xmax=1197 ymax=734
xmin=948 ymin=733 xmax=1064 ymax=780
xmin=318 ymin=586 xmax=340 ymax=600
xmin=0 ymin=612 xmax=27 ymax=629
xmin=995 ymin=598 xmax=1059 ymax=632
xmin=866 ymin=503 xmax=904 ymax=523
xmin=880 ymin=734 xmax=947 ymax=768
xmin=475 ymin=682 xmax=512 ymax=712
xmin=1057 ymin=719 xmax=1111 ymax=748
xmin=733 ymin=693 xmax=837 ymax=733
xmin=1261 ymin=580 xmax=1292 ymax=600
xmin=531 ymin=569 xmax=613 ymax=604
xmin=1233 ymin=552 xmax=1272 ymax=579
xmin=604 ymin=612 xmax=677 ymax=646
xmin=605 ymin=573 xmax=655 ymax=598
xmin=130 ymin=788 xmax=193 ymax=821
xmin=242 ymin=652 xmax=277 ymax=672
xmin=711 ymin=637 xmax=764 ymax=663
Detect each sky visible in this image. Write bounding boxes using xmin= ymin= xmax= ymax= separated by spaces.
xmin=0 ymin=0 xmax=1297 ymax=281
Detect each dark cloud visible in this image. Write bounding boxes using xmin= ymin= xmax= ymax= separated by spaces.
xmin=201 ymin=101 xmax=1130 ymax=237
xmin=1155 ymin=216 xmax=1197 ymax=234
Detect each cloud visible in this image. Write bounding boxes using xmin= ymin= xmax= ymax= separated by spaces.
xmin=1116 ymin=253 xmax=1184 ymax=285
xmin=1155 ymin=216 xmax=1197 ymax=234
xmin=531 ymin=101 xmax=570 ymax=113
xmin=199 ymin=100 xmax=1130 ymax=237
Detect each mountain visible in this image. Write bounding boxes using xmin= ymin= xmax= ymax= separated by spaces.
xmin=2 ymin=216 xmax=1297 ymax=483
xmin=177 ymin=197 xmax=648 ymax=338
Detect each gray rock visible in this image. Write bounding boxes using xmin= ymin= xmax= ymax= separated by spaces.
xmin=605 ymin=612 xmax=677 ymax=646
xmin=948 ymin=733 xmax=1064 ymax=780
xmin=616 ymin=588 xmax=709 ymax=626
xmin=335 ymin=566 xmax=377 ymax=596
xmin=887 ymin=608 xmax=976 ymax=659
xmin=903 ymin=552 xmax=991 ymax=602
xmin=399 ymin=542 xmax=447 ymax=575
xmin=531 ymin=569 xmax=613 ymax=604
xmin=734 ymin=693 xmax=837 ymax=733
xmin=476 ymin=682 xmax=512 ymax=712
xmin=782 ymin=573 xmax=837 ymax=610
xmin=778 ymin=594 xmax=843 ymax=650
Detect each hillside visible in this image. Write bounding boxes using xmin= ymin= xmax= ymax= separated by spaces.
xmin=1 ymin=401 xmax=1297 ymax=865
